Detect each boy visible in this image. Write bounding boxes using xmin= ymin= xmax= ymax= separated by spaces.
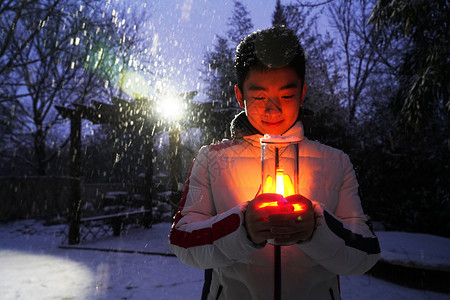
xmin=170 ymin=26 xmax=380 ymax=300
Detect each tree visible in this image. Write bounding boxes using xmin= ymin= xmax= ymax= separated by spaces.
xmin=199 ymin=36 xmax=237 ymax=142
xmin=0 ymin=0 xmax=152 ymax=175
xmin=201 ymin=0 xmax=254 ymax=109
xmin=199 ymin=0 xmax=253 ymax=142
xmin=1 ymin=0 xmax=101 ymax=175
xmin=328 ymin=0 xmax=385 ymax=123
xmin=271 ymin=1 xmax=349 ymax=148
xmin=0 ymin=0 xmax=63 ymax=77
xmin=272 ymin=0 xmax=288 ymax=27
xmin=227 ymin=0 xmax=254 ymax=48
xmin=369 ymin=0 xmax=450 ymax=129
xmin=353 ymin=0 xmax=450 ymax=236
xmin=201 ymin=36 xmax=235 ymax=108
xmin=0 ymin=0 xmax=64 ymax=174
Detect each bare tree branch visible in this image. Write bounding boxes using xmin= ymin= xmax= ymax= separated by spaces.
xmin=295 ymin=0 xmax=335 ymax=8
xmin=0 ymin=0 xmax=62 ymax=76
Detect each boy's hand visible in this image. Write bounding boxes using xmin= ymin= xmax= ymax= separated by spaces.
xmin=245 ymin=193 xmax=292 ymax=245
xmin=268 ymin=194 xmax=315 ymax=245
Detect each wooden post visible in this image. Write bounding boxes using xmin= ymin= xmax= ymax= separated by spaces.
xmin=142 ymin=133 xmax=153 ymax=227
xmin=169 ymin=126 xmax=181 ymax=193
xmin=169 ymin=126 xmax=182 ymax=212
xmin=68 ymin=113 xmax=82 ymax=244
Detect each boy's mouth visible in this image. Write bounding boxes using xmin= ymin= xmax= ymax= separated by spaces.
xmin=262 ymin=120 xmax=284 ymax=127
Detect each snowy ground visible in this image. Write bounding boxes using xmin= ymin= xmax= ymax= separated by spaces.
xmin=0 ymin=219 xmax=449 ymax=300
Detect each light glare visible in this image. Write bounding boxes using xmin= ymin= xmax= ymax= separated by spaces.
xmin=157 ymin=95 xmax=184 ymax=121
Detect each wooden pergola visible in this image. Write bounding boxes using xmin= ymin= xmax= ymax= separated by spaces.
xmin=56 ymin=94 xmax=196 ymax=244
xmin=56 ymin=91 xmax=223 ymax=244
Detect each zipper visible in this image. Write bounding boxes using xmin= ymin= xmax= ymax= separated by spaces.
xmin=329 ymin=287 xmax=335 ymax=300
xmin=215 ymin=285 xmax=223 ymax=300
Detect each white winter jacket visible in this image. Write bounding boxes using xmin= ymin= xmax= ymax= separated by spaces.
xmin=170 ymin=118 xmax=380 ymax=300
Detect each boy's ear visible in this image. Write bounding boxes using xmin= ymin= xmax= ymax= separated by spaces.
xmin=300 ymin=83 xmax=307 ymax=106
xmin=235 ymin=85 xmax=245 ymax=109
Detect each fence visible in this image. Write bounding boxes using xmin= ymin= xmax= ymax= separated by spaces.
xmin=0 ymin=177 xmax=144 ymax=222
xmin=0 ymin=176 xmax=76 ymax=221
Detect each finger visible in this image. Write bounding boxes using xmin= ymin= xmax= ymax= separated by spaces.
xmin=254 ymin=193 xmax=284 ymax=203
xmin=268 ymin=219 xmax=295 ymax=229
xmin=250 ymin=207 xmax=293 ymax=223
xmin=267 ymin=213 xmax=296 ymax=223
xmin=270 ymin=226 xmax=295 ymax=235
xmin=254 ymin=229 xmax=285 ymax=242
xmin=270 ymin=225 xmax=310 ymax=235
xmin=250 ymin=194 xmax=285 ymax=217
xmin=265 ymin=202 xmax=294 ymax=214
xmin=285 ymin=194 xmax=312 ymax=205
xmin=253 ymin=220 xmax=272 ymax=232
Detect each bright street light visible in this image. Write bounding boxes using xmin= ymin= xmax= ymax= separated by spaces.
xmin=156 ymin=94 xmax=185 ymax=121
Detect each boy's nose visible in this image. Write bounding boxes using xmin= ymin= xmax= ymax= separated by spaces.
xmin=265 ymin=98 xmax=282 ymax=114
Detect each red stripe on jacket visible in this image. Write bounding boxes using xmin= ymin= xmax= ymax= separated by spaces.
xmin=170 ymin=146 xmax=241 ymax=249
xmin=171 ymin=149 xmax=198 ymax=226
xmin=170 ymin=213 xmax=240 ymax=249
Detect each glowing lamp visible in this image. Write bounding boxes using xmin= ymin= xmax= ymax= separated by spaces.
xmin=258 ymin=168 xmax=303 ymax=212
xmin=260 ymin=134 xmax=300 ymax=196
xmin=260 ymin=134 xmax=302 ymax=245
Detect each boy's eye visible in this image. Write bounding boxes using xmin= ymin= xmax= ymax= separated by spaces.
xmin=250 ymin=95 xmax=294 ymax=101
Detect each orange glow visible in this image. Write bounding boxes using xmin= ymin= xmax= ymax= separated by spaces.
xmin=259 ymin=169 xmax=303 ymax=212
xmin=276 ymin=169 xmax=285 ymax=196
xmin=258 ymin=201 xmax=279 ymax=209
xmin=263 ymin=169 xmax=295 ymax=197
xmin=258 ymin=201 xmax=303 ymax=212
xmin=292 ymin=204 xmax=303 ymax=212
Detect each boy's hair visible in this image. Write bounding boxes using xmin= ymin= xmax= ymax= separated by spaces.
xmin=234 ymin=26 xmax=305 ymax=91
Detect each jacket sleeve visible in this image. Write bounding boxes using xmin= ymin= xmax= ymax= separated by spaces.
xmin=297 ymin=153 xmax=381 ymax=275
xmin=169 ymin=145 xmax=262 ymax=269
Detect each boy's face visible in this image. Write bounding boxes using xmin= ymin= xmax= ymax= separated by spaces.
xmin=235 ymin=67 xmax=306 ymax=136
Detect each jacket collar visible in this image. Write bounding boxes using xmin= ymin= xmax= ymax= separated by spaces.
xmin=230 ymin=111 xmax=305 ymax=147
xmin=230 ymin=111 xmax=261 ymax=139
